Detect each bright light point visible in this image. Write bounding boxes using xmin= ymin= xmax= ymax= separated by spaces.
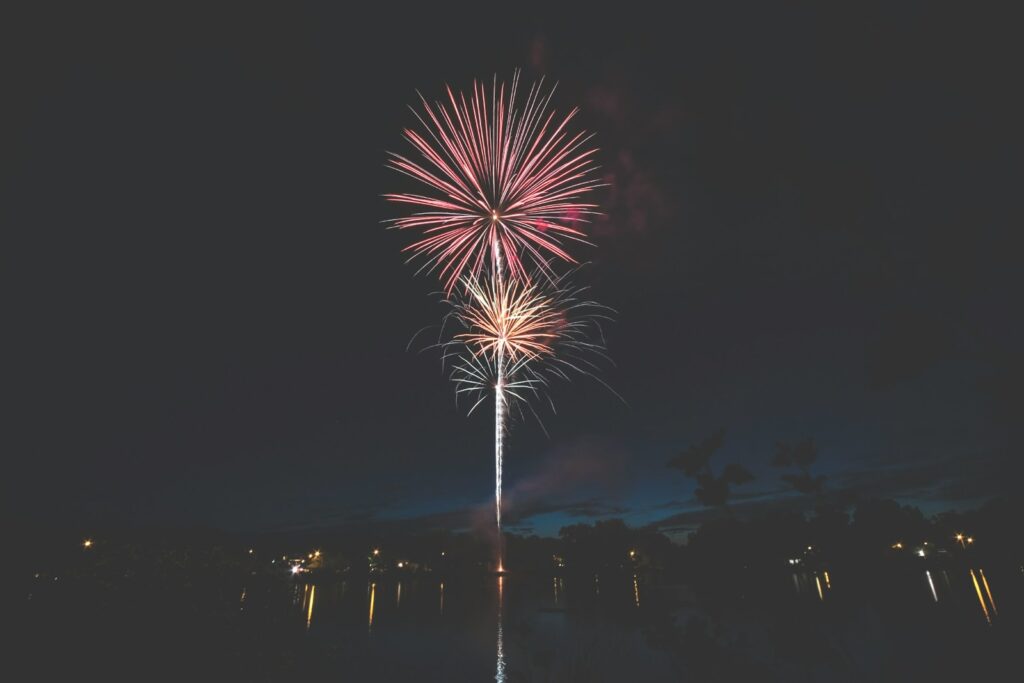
xmin=373 ymin=548 xmax=380 ymax=556
xmin=917 ymin=549 xmax=926 ymax=557
xmin=291 ymin=565 xmax=301 ymax=574
xmin=397 ymin=561 xmax=404 ymax=568
xmin=82 ymin=539 xmax=93 ymax=548
xmin=967 ymin=537 xmax=974 ymax=544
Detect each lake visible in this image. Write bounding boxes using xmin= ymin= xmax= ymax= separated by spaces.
xmin=16 ymin=562 xmax=1023 ymax=681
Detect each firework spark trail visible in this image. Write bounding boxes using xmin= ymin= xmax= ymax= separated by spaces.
xmin=386 ymin=71 xmax=602 ymax=293
xmin=493 ymin=234 xmax=505 ymax=539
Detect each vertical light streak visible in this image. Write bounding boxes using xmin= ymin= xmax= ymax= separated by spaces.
xmin=496 ymin=576 xmax=506 ymax=683
xmin=306 ymin=585 xmax=316 ymax=629
xmin=823 ymin=571 xmax=831 ymax=589
xmin=396 ymin=581 xmax=403 ymax=609
xmin=815 ymin=575 xmax=824 ymax=601
xmin=926 ymin=570 xmax=938 ymax=602
xmin=970 ymin=570 xmax=991 ymax=624
xmin=495 ymin=341 xmax=504 ymax=534
xmin=979 ymin=569 xmax=998 ymax=615
xmin=493 ymin=231 xmax=505 ymax=568
xmin=439 ymin=581 xmax=445 ymax=616
xmin=368 ymin=582 xmax=377 ymax=632
xmin=633 ymin=574 xmax=640 ymax=608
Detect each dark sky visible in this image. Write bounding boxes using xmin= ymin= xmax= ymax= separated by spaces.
xmin=5 ymin=5 xmax=1019 ymax=538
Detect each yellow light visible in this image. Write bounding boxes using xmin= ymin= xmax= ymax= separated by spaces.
xmin=306 ymin=585 xmax=316 ymax=629
xmin=373 ymin=548 xmax=380 ymax=556
xmin=629 ymin=549 xmax=636 ymax=558
xmin=979 ymin=569 xmax=998 ymax=615
xmin=955 ymin=534 xmax=964 ymax=541
xmin=368 ymin=582 xmax=376 ymax=630
xmin=970 ymin=569 xmax=991 ymax=624
xmin=314 ymin=550 xmax=320 ymax=557
xmin=967 ymin=537 xmax=974 ymax=544
xmin=308 ymin=553 xmax=313 ymax=559
xmin=492 ymin=210 xmax=499 ymax=221
xmin=397 ymin=561 xmax=404 ymax=568
xmin=82 ymin=539 xmax=93 ymax=548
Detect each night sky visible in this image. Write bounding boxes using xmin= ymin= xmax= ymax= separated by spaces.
xmin=6 ymin=5 xmax=1018 ymax=539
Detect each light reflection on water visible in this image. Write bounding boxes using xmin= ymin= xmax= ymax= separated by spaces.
xmin=979 ymin=569 xmax=997 ymax=616
xmin=495 ymin=576 xmax=505 ymax=683
xmin=367 ymin=581 xmax=376 ymax=632
xmin=784 ymin=566 xmax=1007 ymax=626
xmin=273 ymin=566 xmax=1014 ymax=676
xmin=306 ymin=584 xmax=315 ymax=630
xmin=970 ymin=569 xmax=991 ymax=623
xmin=926 ymin=570 xmax=938 ymax=602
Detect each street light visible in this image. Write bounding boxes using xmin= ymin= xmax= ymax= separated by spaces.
xmin=82 ymin=539 xmax=93 ymax=549
xmin=955 ymin=533 xmax=965 ymax=549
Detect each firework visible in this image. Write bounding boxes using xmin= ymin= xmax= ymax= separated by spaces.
xmin=386 ymin=71 xmax=602 ymax=292
xmin=387 ymin=73 xmax=613 ymax=568
xmin=441 ymin=267 xmax=615 ymax=531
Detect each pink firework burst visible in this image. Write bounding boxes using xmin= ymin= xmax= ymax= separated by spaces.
xmin=386 ymin=72 xmax=602 ymax=292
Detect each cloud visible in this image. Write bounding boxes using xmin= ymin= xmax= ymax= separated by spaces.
xmin=501 ymin=436 xmax=631 ymax=524
xmin=832 ymin=450 xmax=1007 ymax=504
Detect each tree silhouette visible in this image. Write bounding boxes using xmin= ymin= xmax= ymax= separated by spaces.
xmin=772 ymin=438 xmax=826 ymax=494
xmin=668 ymin=428 xmax=754 ymax=507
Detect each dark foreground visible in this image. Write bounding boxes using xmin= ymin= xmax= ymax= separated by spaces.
xmin=11 ymin=560 xmax=1023 ymax=682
